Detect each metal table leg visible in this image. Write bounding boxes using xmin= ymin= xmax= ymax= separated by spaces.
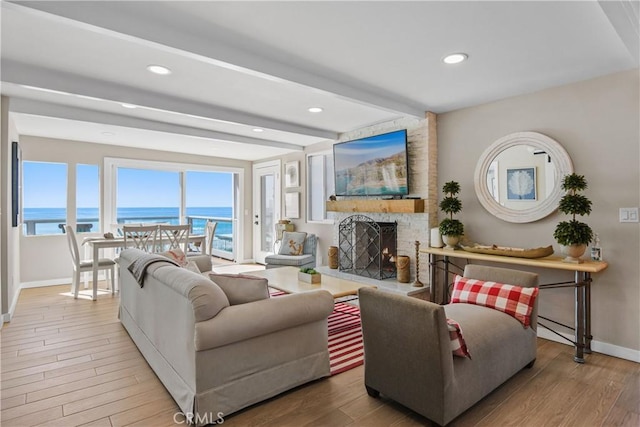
xmin=584 ymin=272 xmax=592 ymax=353
xmin=429 ymin=253 xmax=437 ymax=303
xmin=574 ymin=271 xmax=585 ymax=363
xmin=442 ymin=255 xmax=450 ymax=305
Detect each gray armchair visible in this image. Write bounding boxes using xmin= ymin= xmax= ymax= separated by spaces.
xmin=265 ymin=233 xmax=317 ymax=269
xmin=359 ymin=264 xmax=538 ymax=426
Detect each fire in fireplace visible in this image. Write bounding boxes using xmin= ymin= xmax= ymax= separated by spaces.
xmin=338 ymin=215 xmax=397 ymax=280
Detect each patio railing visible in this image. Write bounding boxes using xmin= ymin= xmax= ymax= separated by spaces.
xmin=23 ymin=215 xmax=234 ymax=254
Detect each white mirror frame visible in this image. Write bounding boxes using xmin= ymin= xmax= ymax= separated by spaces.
xmin=474 ymin=131 xmax=573 ymax=223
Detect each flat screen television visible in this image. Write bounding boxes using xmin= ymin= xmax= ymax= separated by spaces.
xmin=333 ymin=129 xmax=409 ymax=196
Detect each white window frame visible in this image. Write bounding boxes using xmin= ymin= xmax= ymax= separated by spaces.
xmin=104 ymin=158 xmax=245 ymax=258
xmin=306 ymin=150 xmax=334 ymax=224
xmin=76 ymin=163 xmax=101 ymax=234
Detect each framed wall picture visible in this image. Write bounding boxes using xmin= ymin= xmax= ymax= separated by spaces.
xmin=285 ymin=161 xmax=300 ymax=188
xmin=507 ymin=167 xmax=537 ymax=200
xmin=11 ymin=141 xmax=21 ymax=227
xmin=285 ymin=192 xmax=300 ymax=219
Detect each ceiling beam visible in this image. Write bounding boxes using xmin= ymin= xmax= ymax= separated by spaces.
xmin=6 ymin=1 xmax=426 ymax=118
xmin=2 ymin=60 xmax=335 ymax=141
xmin=598 ymin=0 xmax=640 ymax=65
xmin=10 ymin=98 xmax=304 ymax=151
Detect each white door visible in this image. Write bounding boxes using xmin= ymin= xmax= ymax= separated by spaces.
xmin=253 ymin=160 xmax=281 ymax=264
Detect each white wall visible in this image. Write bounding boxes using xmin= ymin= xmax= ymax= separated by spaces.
xmin=18 ymin=135 xmax=253 ymax=284
xmin=1 ymin=96 xmax=21 ymax=322
xmin=438 ymin=69 xmax=640 ymax=357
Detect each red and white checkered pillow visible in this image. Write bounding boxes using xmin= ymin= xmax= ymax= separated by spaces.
xmin=447 ymin=318 xmax=471 ymax=358
xmin=451 ymin=275 xmax=539 ymax=328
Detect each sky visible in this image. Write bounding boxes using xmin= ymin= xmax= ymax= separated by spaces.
xmin=23 ymin=162 xmax=233 ymax=208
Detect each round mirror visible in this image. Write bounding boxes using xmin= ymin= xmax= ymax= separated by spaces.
xmin=474 ymin=132 xmax=573 ymax=223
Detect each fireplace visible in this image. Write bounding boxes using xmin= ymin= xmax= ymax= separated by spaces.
xmin=338 ymin=215 xmax=397 ymax=280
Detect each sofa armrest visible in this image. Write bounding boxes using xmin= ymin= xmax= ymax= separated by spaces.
xmin=194 ymin=290 xmax=334 ymax=351
xmin=358 ymin=287 xmax=454 ymax=418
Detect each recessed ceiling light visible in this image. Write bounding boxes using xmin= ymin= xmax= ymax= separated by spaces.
xmin=308 ymin=107 xmax=323 ymax=113
xmin=146 ymin=64 xmax=172 ymax=75
xmin=101 ymin=131 xmax=115 ymax=136
xmin=252 ymin=128 xmax=264 ymax=133
xmin=121 ymin=103 xmax=137 ymax=109
xmin=443 ymin=53 xmax=468 ymax=64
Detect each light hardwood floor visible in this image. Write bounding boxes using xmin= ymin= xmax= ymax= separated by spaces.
xmin=1 ymin=284 xmax=638 ymax=427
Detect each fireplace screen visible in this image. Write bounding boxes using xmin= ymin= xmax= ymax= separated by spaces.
xmin=338 ymin=215 xmax=397 ymax=280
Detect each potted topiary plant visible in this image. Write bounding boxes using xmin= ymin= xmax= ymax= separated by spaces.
xmin=439 ymin=181 xmax=464 ymax=249
xmin=553 ymin=173 xmax=593 ymax=263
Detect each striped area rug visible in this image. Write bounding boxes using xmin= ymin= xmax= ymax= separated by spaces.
xmin=328 ymin=302 xmax=363 ymax=375
xmin=269 ymin=288 xmax=363 ymax=376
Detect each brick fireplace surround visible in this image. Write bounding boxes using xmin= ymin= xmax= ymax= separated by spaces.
xmin=329 ymin=113 xmax=438 ymax=284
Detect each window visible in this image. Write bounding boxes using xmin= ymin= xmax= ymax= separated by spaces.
xmin=116 ymin=168 xmax=180 ymax=225
xmin=307 ymin=151 xmax=334 ymax=223
xmin=185 ymin=171 xmax=234 ymax=255
xmin=22 ymin=161 xmax=68 ymax=235
xmin=76 ymin=164 xmax=100 ymax=233
xmin=104 ymin=158 xmax=242 ymax=261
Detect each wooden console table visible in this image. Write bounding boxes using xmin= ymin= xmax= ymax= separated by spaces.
xmin=420 ymin=247 xmax=608 ymax=363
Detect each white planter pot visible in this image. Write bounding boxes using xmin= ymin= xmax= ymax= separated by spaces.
xmin=442 ymin=235 xmax=460 ymax=250
xmin=563 ymin=244 xmax=587 ymax=263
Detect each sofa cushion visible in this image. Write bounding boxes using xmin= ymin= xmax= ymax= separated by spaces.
xmin=208 ymin=273 xmax=270 ymax=305
xmin=278 ymin=231 xmax=307 ymax=255
xmin=186 ymin=278 xmax=230 ymax=322
xmin=451 ymin=275 xmax=539 ymax=327
xmin=264 ymin=254 xmax=315 ymax=267
xmin=447 ymin=318 xmax=471 ymax=358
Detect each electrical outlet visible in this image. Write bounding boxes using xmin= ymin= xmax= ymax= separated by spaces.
xmin=619 ymin=207 xmax=639 ymax=223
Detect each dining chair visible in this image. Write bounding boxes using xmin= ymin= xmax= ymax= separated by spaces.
xmin=205 ymin=220 xmax=218 ymax=255
xmin=122 ymin=224 xmax=159 ymax=252
xmin=65 ymin=226 xmax=116 ymax=299
xmin=158 ymin=224 xmax=190 ymax=253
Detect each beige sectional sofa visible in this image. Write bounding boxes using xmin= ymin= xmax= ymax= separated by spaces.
xmin=117 ymin=248 xmax=334 ymax=424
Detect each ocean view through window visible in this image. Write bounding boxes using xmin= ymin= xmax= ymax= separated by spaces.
xmin=77 ymin=164 xmax=100 ymax=233
xmin=23 ymin=161 xmax=67 ymax=236
xmin=24 ymin=157 xmax=239 ymax=260
xmin=23 ymin=207 xmax=234 ymax=239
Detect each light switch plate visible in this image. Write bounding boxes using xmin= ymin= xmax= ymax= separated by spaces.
xmin=619 ymin=207 xmax=639 ymax=223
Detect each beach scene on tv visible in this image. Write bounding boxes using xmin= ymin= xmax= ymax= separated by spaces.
xmin=334 ymin=130 xmax=408 ymax=196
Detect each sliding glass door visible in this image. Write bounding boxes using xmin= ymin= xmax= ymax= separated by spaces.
xmin=105 ymin=158 xmax=241 ymax=261
xmin=185 ymin=171 xmax=235 ymax=259
xmin=116 ymin=168 xmax=181 ymax=226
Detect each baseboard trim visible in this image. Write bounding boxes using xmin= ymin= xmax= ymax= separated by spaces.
xmin=20 ymin=278 xmax=73 ymax=289
xmin=537 ymin=328 xmax=640 ymax=363
xmin=2 ymin=286 xmax=23 ymax=324
xmin=237 ymin=258 xmax=257 ymax=264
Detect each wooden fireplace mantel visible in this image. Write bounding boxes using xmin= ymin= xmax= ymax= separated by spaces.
xmin=326 ymin=199 xmax=425 ymax=214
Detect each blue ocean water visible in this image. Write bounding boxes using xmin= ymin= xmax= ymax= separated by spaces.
xmin=23 ymin=207 xmax=233 ymax=236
